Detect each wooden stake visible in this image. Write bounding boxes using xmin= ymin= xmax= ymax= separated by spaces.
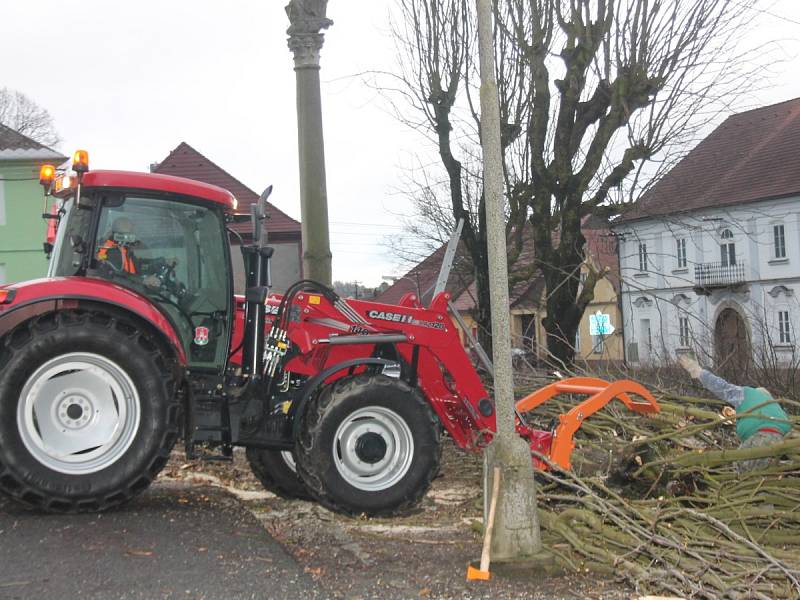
xmin=467 ymin=466 xmax=501 ymax=580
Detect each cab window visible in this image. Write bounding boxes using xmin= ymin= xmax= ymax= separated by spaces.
xmin=92 ymin=195 xmax=231 ymax=370
xmin=48 ymin=197 xmax=94 ymax=277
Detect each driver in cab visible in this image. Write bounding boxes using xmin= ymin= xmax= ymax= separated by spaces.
xmin=96 ymin=217 xmax=174 ymax=289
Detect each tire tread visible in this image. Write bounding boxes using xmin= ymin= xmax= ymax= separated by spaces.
xmin=0 ymin=310 xmax=181 ymax=513
xmin=245 ymin=448 xmax=311 ymax=500
xmin=295 ymin=373 xmax=441 ymax=517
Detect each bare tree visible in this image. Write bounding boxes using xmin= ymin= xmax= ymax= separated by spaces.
xmin=386 ymin=0 xmax=541 ymax=351
xmin=387 ymin=0 xmax=760 ymax=365
xmin=0 ymin=87 xmax=61 ymax=148
xmin=388 ymin=0 xmax=492 ymax=350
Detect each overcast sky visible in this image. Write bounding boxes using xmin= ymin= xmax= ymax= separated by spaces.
xmin=3 ymin=1 xmax=800 ymax=287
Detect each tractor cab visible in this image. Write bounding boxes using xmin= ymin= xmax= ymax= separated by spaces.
xmin=44 ymin=155 xmax=236 ymax=372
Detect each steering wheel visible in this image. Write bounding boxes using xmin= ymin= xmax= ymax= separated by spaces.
xmin=146 ymin=258 xmax=189 ymax=304
xmin=95 ymin=255 xmax=125 ymax=276
xmin=95 ymin=256 xmax=198 ymax=336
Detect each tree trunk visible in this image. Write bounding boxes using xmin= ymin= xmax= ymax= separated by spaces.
xmin=473 ymin=244 xmax=493 ymax=355
xmin=542 ymin=272 xmax=581 ymax=368
xmin=537 ymin=195 xmax=592 ymax=368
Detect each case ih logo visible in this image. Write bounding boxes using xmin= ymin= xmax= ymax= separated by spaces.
xmin=193 ymin=326 xmax=210 ymax=346
xmin=367 ymin=310 xmax=445 ymax=331
xmin=367 ymin=310 xmax=413 ymax=324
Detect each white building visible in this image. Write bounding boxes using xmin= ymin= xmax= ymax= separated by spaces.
xmin=613 ymin=98 xmax=800 ymax=381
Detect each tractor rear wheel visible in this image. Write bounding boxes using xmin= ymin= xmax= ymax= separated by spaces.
xmin=245 ymin=447 xmax=311 ymax=500
xmin=0 ymin=310 xmax=180 ymax=512
xmin=295 ymin=373 xmax=441 ymax=516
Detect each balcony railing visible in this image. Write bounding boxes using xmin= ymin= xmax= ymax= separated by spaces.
xmin=694 ymin=261 xmax=746 ymax=288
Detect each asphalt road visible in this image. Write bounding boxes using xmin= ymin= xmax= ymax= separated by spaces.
xmin=0 ymin=482 xmax=323 ymax=600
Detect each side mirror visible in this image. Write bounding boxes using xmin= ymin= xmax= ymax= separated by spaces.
xmin=259 ymin=185 xmax=273 ymax=215
xmin=251 ymin=185 xmax=273 ymax=246
xmin=69 ymin=234 xmax=86 ymax=253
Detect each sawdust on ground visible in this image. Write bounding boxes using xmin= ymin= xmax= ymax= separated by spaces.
xmin=159 ymin=438 xmax=633 ymax=600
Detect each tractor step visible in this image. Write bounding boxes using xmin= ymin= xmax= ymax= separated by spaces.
xmin=200 ymin=454 xmax=234 ymax=463
xmin=185 ymin=442 xmax=234 ymax=462
xmin=234 ymin=405 xmax=294 ymax=450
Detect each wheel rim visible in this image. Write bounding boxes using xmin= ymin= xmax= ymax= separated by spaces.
xmin=281 ymin=450 xmax=297 ymax=472
xmin=332 ymin=406 xmax=414 ymax=491
xmin=17 ymin=352 xmax=141 ymax=475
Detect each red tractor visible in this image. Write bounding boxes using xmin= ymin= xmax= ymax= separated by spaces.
xmin=0 ymin=152 xmax=659 ymax=516
xmin=0 ymin=152 xmax=500 ymax=516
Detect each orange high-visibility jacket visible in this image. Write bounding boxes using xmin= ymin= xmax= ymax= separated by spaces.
xmin=97 ymin=239 xmax=137 ymax=274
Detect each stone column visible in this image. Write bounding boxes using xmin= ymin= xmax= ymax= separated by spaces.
xmin=286 ymin=0 xmax=333 ymax=286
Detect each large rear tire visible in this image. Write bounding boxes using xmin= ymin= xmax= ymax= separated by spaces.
xmin=295 ymin=373 xmax=441 ymax=516
xmin=245 ymin=447 xmax=311 ymax=500
xmin=0 ymin=310 xmax=180 ymax=513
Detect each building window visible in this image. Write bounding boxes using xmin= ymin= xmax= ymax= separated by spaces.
xmin=638 ymin=242 xmax=648 ymax=271
xmin=778 ymin=310 xmax=791 ymax=344
xmin=519 ymin=314 xmax=537 ymax=352
xmin=774 ymin=224 xmax=786 ymax=259
xmin=640 ymin=318 xmax=652 ymax=353
xmin=676 ymin=238 xmax=687 ymax=269
xmin=679 ymin=316 xmax=690 ymax=347
xmin=592 ymin=334 xmax=605 ymax=354
xmin=720 ymin=229 xmax=736 ymax=267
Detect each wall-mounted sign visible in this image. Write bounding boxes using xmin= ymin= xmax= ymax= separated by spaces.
xmin=589 ymin=311 xmax=615 ymax=336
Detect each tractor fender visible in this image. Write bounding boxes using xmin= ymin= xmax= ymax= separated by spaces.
xmin=290 ymin=357 xmax=396 ymax=441
xmin=0 ymin=277 xmax=187 ymax=365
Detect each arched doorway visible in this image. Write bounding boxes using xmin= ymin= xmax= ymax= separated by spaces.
xmin=714 ymin=307 xmax=751 ymax=383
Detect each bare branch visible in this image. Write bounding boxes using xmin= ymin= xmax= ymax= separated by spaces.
xmin=0 ymin=87 xmax=61 ymax=148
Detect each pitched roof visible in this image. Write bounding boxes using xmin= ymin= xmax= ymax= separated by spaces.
xmin=376 ymin=216 xmax=619 ymax=310
xmin=152 ymin=142 xmax=300 ymax=235
xmin=619 ymin=97 xmax=800 ymax=222
xmin=451 ymin=280 xmax=478 ymax=312
xmin=0 ymin=123 xmax=65 ymax=161
xmin=375 ymin=242 xmax=474 ymax=307
xmin=582 ymin=217 xmax=620 ymax=293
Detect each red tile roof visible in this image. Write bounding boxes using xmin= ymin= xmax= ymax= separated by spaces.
xmin=582 ymin=217 xmax=620 ymax=293
xmin=620 ymin=97 xmax=800 ymax=222
xmin=375 ymin=243 xmax=474 ymax=307
xmin=451 ymin=280 xmax=478 ymax=312
xmin=376 ymin=217 xmax=618 ymax=310
xmin=152 ymin=142 xmax=300 ymax=236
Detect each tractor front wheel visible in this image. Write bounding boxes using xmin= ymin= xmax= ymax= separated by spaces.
xmin=0 ymin=311 xmax=180 ymax=512
xmin=295 ymin=374 xmax=441 ymax=516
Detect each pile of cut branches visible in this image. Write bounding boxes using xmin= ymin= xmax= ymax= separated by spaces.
xmin=518 ymin=389 xmax=800 ymax=599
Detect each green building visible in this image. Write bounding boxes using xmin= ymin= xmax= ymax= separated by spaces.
xmin=0 ymin=125 xmax=66 ymax=284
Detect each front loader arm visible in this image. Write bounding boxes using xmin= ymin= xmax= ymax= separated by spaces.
xmin=367 ymin=290 xmax=495 ymax=450
xmin=281 ymin=290 xmax=496 ymax=451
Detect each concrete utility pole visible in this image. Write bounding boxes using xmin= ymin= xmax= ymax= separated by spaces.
xmin=286 ymin=0 xmax=333 ymax=286
xmin=474 ymin=0 xmax=542 ymax=561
